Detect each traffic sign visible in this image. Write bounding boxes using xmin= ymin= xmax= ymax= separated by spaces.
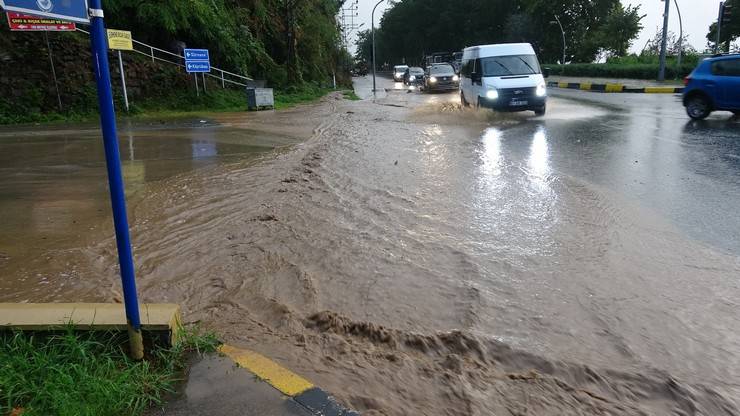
xmin=0 ymin=0 xmax=89 ymax=24
xmin=107 ymin=29 xmax=133 ymax=50
xmin=186 ymin=61 xmax=211 ymax=73
xmin=184 ymin=48 xmax=210 ymax=73
xmin=6 ymin=11 xmax=75 ymax=30
xmin=184 ymin=49 xmax=209 ymax=61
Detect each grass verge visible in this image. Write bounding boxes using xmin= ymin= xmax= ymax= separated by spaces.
xmin=341 ymin=90 xmax=361 ymax=101
xmin=0 ymin=327 xmax=219 ymax=416
xmin=0 ymin=84 xmax=335 ymax=126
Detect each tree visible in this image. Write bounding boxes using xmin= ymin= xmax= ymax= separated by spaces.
xmin=706 ymin=0 xmax=740 ymax=51
xmin=354 ymin=29 xmax=373 ymax=64
xmin=592 ymin=4 xmax=644 ymax=58
xmin=642 ymin=28 xmax=689 ymax=56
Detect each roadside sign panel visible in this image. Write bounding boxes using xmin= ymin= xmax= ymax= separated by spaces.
xmin=106 ymin=29 xmax=133 ymax=51
xmin=6 ymin=11 xmax=75 ymax=30
xmin=184 ymin=49 xmax=209 ymax=61
xmin=0 ymin=0 xmax=89 ymax=24
xmin=184 ymin=48 xmax=210 ymax=73
xmin=186 ymin=61 xmax=211 ymax=73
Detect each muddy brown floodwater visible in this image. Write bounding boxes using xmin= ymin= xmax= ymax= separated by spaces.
xmin=2 ymin=83 xmax=740 ymax=415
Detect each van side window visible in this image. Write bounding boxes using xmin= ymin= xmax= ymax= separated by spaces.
xmin=711 ymin=59 xmax=740 ymax=76
xmin=461 ymin=59 xmax=471 ymax=77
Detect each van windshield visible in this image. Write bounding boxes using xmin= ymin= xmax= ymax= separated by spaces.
xmin=480 ymin=55 xmax=540 ymax=77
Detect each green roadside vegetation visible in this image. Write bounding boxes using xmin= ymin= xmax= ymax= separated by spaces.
xmin=341 ymin=90 xmax=361 ymax=101
xmin=545 ymin=54 xmax=700 ymax=81
xmin=0 ymin=327 xmax=219 ymax=416
xmin=0 ymin=85 xmax=336 ymax=126
xmin=1 ymin=0 xmax=353 ymax=126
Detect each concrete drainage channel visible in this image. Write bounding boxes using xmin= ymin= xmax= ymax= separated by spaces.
xmin=548 ymin=81 xmax=684 ymax=94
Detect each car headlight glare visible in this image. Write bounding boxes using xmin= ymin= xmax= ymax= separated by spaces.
xmin=430 ymin=76 xmax=437 ymax=83
xmin=453 ymin=75 xmax=459 ymax=81
xmin=486 ymin=89 xmax=499 ymax=100
xmin=409 ymin=75 xmax=416 ymax=81
xmin=536 ymin=83 xmax=547 ymax=97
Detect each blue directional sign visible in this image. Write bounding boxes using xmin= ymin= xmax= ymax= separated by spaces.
xmin=184 ymin=48 xmax=210 ymax=73
xmin=184 ymin=49 xmax=209 ymax=61
xmin=0 ymin=0 xmax=90 ymax=24
xmin=186 ymin=61 xmax=211 ymax=73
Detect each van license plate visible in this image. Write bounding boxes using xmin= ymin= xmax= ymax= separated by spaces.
xmin=510 ymin=99 xmax=528 ymax=106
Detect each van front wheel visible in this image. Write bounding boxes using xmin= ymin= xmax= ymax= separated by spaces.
xmin=534 ymin=105 xmax=546 ymax=116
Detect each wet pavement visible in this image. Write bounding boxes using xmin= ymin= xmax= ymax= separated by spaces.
xmin=146 ymin=354 xmax=313 ymax=416
xmin=1 ymin=81 xmax=740 ymax=414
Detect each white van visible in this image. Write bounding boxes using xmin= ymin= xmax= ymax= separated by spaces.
xmin=393 ymin=65 xmax=409 ymax=82
xmin=460 ymin=43 xmax=548 ymax=115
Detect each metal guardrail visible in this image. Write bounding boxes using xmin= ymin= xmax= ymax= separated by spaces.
xmin=75 ymin=27 xmax=253 ymax=88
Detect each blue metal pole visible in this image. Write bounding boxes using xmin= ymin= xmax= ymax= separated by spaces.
xmin=88 ymin=0 xmax=144 ymax=359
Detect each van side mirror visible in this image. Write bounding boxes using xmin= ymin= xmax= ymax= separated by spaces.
xmin=543 ymin=67 xmax=551 ymax=78
xmin=471 ymin=72 xmax=481 ymax=83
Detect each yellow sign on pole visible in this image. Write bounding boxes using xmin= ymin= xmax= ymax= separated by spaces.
xmin=106 ymin=29 xmax=133 ymax=51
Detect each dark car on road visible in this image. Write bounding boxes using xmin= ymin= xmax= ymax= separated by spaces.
xmin=403 ymin=67 xmax=425 ymax=86
xmin=684 ymin=54 xmax=740 ymax=120
xmin=424 ymin=63 xmax=459 ymax=92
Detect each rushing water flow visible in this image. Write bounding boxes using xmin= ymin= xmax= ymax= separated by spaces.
xmin=2 ymin=86 xmax=740 ymax=414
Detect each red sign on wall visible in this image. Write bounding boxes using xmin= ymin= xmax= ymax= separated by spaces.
xmin=6 ymin=12 xmax=76 ymax=31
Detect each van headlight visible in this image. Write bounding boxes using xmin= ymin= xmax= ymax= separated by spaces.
xmin=409 ymin=75 xmax=416 ymax=81
xmin=429 ymin=76 xmax=437 ymax=83
xmin=486 ymin=89 xmax=499 ymax=100
xmin=452 ymin=75 xmax=459 ymax=81
xmin=536 ymin=82 xmax=547 ymax=97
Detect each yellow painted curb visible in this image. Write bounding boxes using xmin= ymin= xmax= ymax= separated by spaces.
xmin=605 ymin=83 xmax=624 ymax=93
xmin=644 ymin=86 xmax=677 ymax=94
xmin=219 ymin=344 xmax=314 ymax=396
xmin=579 ymin=82 xmax=592 ymax=91
xmin=558 ymin=82 xmax=569 ymax=88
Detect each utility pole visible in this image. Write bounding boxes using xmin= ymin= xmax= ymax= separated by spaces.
xmin=716 ymin=2 xmax=732 ymax=54
xmin=674 ymin=0 xmax=683 ymax=68
xmin=658 ymin=0 xmax=671 ymax=81
xmin=550 ymin=15 xmax=566 ymax=65
xmin=717 ymin=2 xmax=725 ymax=54
xmin=371 ymin=0 xmax=385 ymax=95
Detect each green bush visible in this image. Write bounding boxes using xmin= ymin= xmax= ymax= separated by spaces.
xmin=544 ymin=63 xmax=696 ymax=80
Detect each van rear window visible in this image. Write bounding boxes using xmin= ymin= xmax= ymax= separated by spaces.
xmin=480 ymin=55 xmax=540 ymax=77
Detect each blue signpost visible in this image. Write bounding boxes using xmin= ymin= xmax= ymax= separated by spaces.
xmin=0 ymin=0 xmax=145 ymax=359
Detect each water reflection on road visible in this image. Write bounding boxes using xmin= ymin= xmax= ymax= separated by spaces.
xmin=0 ymin=118 xmax=300 ymax=300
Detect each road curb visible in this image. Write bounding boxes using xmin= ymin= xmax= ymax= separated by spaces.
xmin=218 ymin=344 xmax=360 ymax=416
xmin=548 ymin=81 xmax=683 ymax=94
xmin=0 ymin=303 xmax=182 ymax=346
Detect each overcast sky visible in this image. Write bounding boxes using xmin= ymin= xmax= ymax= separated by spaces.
xmin=346 ymin=0 xmax=724 ymax=55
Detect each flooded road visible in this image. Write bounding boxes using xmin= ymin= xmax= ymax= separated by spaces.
xmin=2 ymin=82 xmax=740 ymax=414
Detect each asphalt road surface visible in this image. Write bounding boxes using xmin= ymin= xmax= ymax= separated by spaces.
xmin=1 ymin=77 xmax=739 ymax=415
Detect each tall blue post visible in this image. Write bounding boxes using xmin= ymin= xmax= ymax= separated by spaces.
xmin=88 ymin=0 xmax=144 ymax=359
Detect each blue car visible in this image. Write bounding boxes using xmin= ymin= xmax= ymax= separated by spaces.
xmin=683 ymin=54 xmax=740 ymax=120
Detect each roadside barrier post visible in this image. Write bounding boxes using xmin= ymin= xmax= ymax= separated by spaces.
xmin=117 ymin=51 xmax=129 ymax=112
xmin=89 ymin=0 xmax=144 ymax=359
xmin=43 ymin=32 xmax=63 ymax=112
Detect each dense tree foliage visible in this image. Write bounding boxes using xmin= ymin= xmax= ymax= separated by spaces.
xmin=706 ymin=0 xmax=740 ymax=52
xmin=104 ymin=0 xmax=344 ymax=86
xmin=357 ymin=0 xmax=644 ymax=66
